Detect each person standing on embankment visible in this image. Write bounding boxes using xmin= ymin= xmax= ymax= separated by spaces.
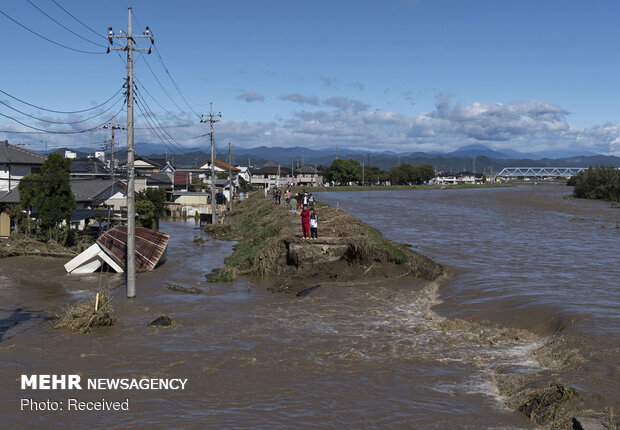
xmin=299 ymin=205 xmax=310 ymax=239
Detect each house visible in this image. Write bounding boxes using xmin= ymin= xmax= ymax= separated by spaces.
xmin=250 ymin=162 xmax=292 ymax=190
xmin=120 ymin=155 xmax=166 ymax=173
xmin=198 ymin=158 xmax=240 ymax=175
xmin=0 ymin=140 xmax=46 ymax=192
xmin=69 ymin=157 xmax=111 ymax=179
xmin=293 ymin=165 xmax=323 ymax=187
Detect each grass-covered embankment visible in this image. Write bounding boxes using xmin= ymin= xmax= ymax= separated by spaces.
xmin=206 ymin=192 xmax=445 ymax=286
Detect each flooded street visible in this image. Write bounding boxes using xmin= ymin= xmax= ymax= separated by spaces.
xmin=1 ymin=184 xmax=618 ymax=428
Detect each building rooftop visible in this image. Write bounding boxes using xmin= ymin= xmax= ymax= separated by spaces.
xmin=0 ymin=140 xmax=46 ymax=165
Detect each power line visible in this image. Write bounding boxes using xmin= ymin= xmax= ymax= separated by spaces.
xmin=0 ymin=102 xmax=126 ymax=135
xmin=24 ymin=0 xmax=106 ymax=48
xmin=130 ymin=10 xmax=199 ymax=118
xmin=0 ymin=86 xmax=123 ymax=114
xmin=137 ymin=55 xmax=193 ymax=120
xmin=0 ymin=9 xmax=105 ymax=54
xmin=49 ymin=0 xmax=108 ymax=41
xmin=134 ymin=89 xmax=191 ymax=154
xmin=1 ymin=96 xmax=124 ymax=126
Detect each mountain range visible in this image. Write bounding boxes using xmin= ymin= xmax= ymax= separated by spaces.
xmin=45 ymin=143 xmax=619 ymax=173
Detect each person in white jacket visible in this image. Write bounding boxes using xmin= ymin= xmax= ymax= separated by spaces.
xmin=309 ymin=209 xmax=318 ymax=239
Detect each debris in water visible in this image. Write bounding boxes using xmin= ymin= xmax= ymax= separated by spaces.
xmin=149 ymin=315 xmax=174 ymax=327
xmin=518 ymin=383 xmax=576 ymax=425
xmin=167 ymin=284 xmax=202 ymax=294
xmin=51 ymin=288 xmax=115 ymax=333
xmin=296 ymin=285 xmax=322 ymax=297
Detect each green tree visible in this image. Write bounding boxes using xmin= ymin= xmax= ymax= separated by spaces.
xmin=137 ymin=187 xmax=167 ymax=230
xmin=364 ymin=165 xmax=385 ymax=184
xmin=414 ymin=164 xmax=435 ymax=184
xmin=136 ymin=200 xmax=155 ymax=229
xmin=326 ymin=159 xmax=362 ymax=184
xmin=19 ymin=153 xmax=75 ymax=239
xmin=388 ymin=163 xmax=416 ymax=184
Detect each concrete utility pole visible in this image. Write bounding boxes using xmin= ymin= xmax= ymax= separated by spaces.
xmin=103 ymin=122 xmax=124 ymax=177
xmin=201 ymin=103 xmax=221 ymax=224
xmin=103 ymin=122 xmax=124 ymax=229
xmin=107 ymin=7 xmax=153 ymax=298
xmin=228 ymin=142 xmax=232 ymax=212
xmin=362 ymin=162 xmax=364 ymax=186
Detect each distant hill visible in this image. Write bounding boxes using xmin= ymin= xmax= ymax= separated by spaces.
xmin=37 ymin=143 xmax=620 ymax=174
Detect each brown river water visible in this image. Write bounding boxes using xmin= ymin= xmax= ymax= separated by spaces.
xmin=0 ymin=184 xmax=618 ymax=429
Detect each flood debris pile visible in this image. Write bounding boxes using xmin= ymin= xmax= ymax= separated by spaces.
xmin=0 ymin=233 xmax=85 ymax=258
xmin=517 ymin=383 xmax=577 ymax=427
xmin=204 ymin=192 xmax=444 ymax=286
xmin=51 ymin=288 xmax=115 ymax=334
xmin=167 ymin=284 xmax=202 ymax=294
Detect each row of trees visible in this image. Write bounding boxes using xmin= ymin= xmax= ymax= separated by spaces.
xmin=321 ymin=159 xmax=435 ymax=185
xmin=569 ymin=166 xmax=620 ymax=202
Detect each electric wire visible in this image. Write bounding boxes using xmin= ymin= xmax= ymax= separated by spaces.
xmin=1 ymin=96 xmax=125 ymax=126
xmin=134 ymin=91 xmax=190 ymax=154
xmin=0 ymin=102 xmax=126 ymax=135
xmin=0 ymin=86 xmax=124 ymax=114
xmin=138 ymin=54 xmax=193 ymax=120
xmin=24 ymin=0 xmax=106 ymax=48
xmin=133 ymin=87 xmax=192 ymax=152
xmin=0 ymin=9 xmax=106 ymax=54
xmin=130 ymin=10 xmax=200 ymax=119
xmin=49 ymin=0 xmax=108 ymax=41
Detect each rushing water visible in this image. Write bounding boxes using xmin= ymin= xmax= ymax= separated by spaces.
xmin=0 ymin=184 xmax=618 ymax=429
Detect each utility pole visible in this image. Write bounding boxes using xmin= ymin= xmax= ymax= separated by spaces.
xmin=228 ymin=142 xmax=232 ymax=212
xmin=107 ymin=7 xmax=153 ymax=299
xmin=362 ymin=162 xmax=364 ymax=186
xmin=201 ymin=103 xmax=221 ymax=224
xmin=103 ymin=122 xmax=124 ymax=229
xmin=103 ymin=122 xmax=124 ymax=176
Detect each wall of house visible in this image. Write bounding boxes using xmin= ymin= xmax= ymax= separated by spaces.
xmin=0 ymin=164 xmax=34 ymax=192
xmin=173 ymin=195 xmax=209 ymax=205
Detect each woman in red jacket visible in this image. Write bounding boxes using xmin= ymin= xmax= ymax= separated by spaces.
xmin=299 ymin=205 xmax=310 ymax=239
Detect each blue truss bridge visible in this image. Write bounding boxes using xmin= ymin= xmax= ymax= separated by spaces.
xmin=497 ymin=167 xmax=588 ymax=178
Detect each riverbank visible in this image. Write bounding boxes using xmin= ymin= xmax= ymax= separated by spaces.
xmin=205 ymin=192 xmax=445 ymax=290
xmin=0 ymin=234 xmax=83 ymax=258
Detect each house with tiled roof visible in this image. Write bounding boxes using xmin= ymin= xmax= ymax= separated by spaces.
xmin=0 ymin=140 xmax=46 ymax=193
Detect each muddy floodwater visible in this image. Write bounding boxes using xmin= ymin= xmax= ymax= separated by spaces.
xmin=1 ymin=184 xmax=618 ymax=428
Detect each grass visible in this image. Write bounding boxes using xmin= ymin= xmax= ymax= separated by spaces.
xmin=206 ymin=192 xmax=289 ymax=282
xmin=205 ymin=190 xmax=445 ymax=283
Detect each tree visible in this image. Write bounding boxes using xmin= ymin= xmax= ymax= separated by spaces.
xmin=364 ymin=166 xmax=385 ymax=184
xmin=136 ymin=187 xmax=167 ymax=230
xmin=414 ymin=164 xmax=435 ymax=184
xmin=19 ymin=153 xmax=75 ymax=239
xmin=326 ymin=159 xmax=362 ymax=184
xmin=388 ymin=163 xmax=416 ymax=184
xmin=136 ymin=200 xmax=155 ymax=229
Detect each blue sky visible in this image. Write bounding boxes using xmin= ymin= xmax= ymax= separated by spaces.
xmin=1 ymin=0 xmax=620 ymax=156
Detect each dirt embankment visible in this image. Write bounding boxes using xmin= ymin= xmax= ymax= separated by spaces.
xmin=205 ymin=193 xmax=445 ymax=290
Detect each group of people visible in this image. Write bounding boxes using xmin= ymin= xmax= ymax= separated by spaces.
xmin=271 ymin=187 xmax=319 ymax=239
